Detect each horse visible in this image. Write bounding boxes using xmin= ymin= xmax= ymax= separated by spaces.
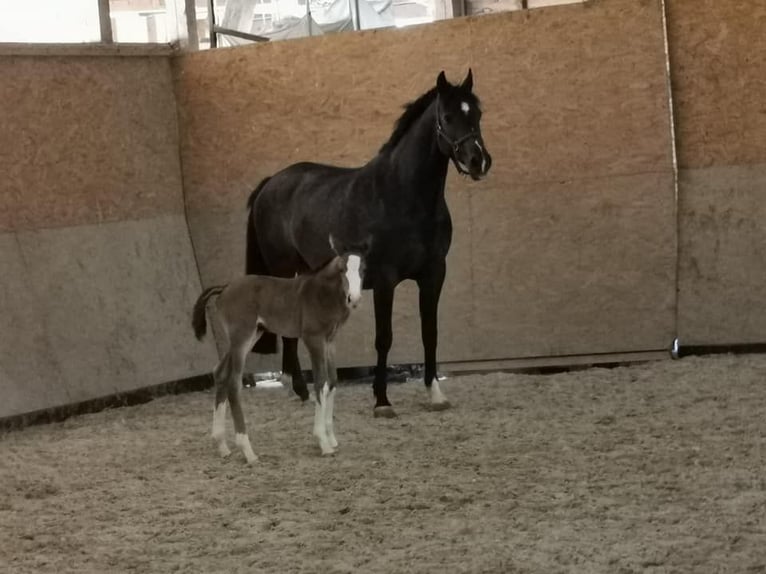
xmin=245 ymin=69 xmax=492 ymax=418
xmin=192 ymin=240 xmax=366 ymax=463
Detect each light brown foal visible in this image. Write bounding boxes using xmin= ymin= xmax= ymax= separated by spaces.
xmin=192 ymin=250 xmax=363 ymax=463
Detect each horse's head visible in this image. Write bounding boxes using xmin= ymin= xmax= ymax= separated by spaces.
xmin=328 ymin=235 xmax=370 ymax=309
xmin=434 ymin=69 xmax=492 ymax=181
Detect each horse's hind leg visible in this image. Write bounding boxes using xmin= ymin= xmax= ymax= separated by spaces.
xmin=324 ymin=341 xmax=339 ymax=449
xmin=282 ymin=337 xmax=309 ymax=402
xmin=305 ymin=336 xmax=334 ymax=456
xmin=227 ymin=332 xmax=260 ymax=464
xmin=212 ymin=355 xmax=232 ymax=458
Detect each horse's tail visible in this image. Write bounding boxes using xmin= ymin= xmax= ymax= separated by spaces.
xmin=246 ymin=177 xmax=278 ymax=355
xmin=245 ymin=177 xmax=271 ymax=276
xmin=192 ymin=286 xmax=225 ymax=341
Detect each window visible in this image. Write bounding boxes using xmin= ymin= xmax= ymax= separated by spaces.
xmin=109 ymin=0 xmax=170 ymax=43
xmin=0 ymin=0 xmax=101 ymax=43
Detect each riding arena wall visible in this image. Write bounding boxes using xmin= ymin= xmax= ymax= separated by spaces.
xmin=0 ymin=53 xmax=217 ymax=420
xmin=2 ymin=0 xmax=765 ymax=423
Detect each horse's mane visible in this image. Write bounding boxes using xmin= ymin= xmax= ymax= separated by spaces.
xmin=378 ymin=86 xmax=438 ymax=155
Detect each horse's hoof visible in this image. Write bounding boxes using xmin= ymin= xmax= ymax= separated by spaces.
xmin=429 ymin=400 xmax=452 ymax=412
xmin=373 ymin=406 xmax=397 ymax=418
xmin=320 ymin=448 xmax=336 ymax=457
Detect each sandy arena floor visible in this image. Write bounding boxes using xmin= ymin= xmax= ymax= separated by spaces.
xmin=1 ymin=354 xmax=765 ymax=574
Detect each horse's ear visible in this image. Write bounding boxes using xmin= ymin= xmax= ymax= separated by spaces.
xmin=462 ymin=68 xmax=473 ymax=92
xmin=436 ymin=71 xmax=449 ymax=94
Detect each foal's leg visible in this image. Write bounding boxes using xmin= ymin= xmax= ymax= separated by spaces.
xmin=212 ymin=355 xmax=232 ymax=457
xmin=305 ymin=336 xmax=334 ymax=455
xmin=372 ymin=282 xmax=397 ymax=418
xmin=324 ymin=342 xmax=339 ymax=449
xmin=227 ymin=333 xmax=260 ymax=464
xmin=417 ymin=260 xmax=450 ymax=410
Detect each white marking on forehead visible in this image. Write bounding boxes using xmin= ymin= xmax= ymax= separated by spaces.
xmin=461 ymin=101 xmax=470 ymax=115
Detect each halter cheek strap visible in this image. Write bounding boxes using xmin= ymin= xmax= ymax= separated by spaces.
xmin=435 ymin=118 xmax=477 ymax=175
xmin=435 ymin=118 xmax=477 ymax=154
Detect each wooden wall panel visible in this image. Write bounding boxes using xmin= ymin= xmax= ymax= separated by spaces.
xmin=668 ymin=0 xmax=766 ymax=345
xmin=176 ymin=0 xmax=676 ymax=368
xmin=0 ymin=56 xmax=183 ymax=232
xmin=0 ymin=56 xmax=215 ymax=421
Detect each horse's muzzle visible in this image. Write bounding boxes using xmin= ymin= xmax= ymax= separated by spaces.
xmin=460 ymin=139 xmax=492 ymax=181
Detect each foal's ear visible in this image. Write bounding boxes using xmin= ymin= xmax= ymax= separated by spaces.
xmin=436 ymin=71 xmax=450 ymax=94
xmin=328 ymin=234 xmax=339 ymax=255
xmin=462 ymin=68 xmax=473 ymax=92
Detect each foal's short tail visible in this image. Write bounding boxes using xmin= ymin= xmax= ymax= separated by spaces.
xmin=192 ymin=286 xmax=224 ymax=341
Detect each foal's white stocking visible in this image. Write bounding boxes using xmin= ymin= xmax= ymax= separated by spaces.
xmin=325 ymin=387 xmax=338 ymax=449
xmin=313 ymin=382 xmax=334 ymax=455
xmin=212 ymin=402 xmax=231 ymax=457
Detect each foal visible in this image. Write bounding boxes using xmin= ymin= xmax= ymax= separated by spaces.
xmin=192 ymin=248 xmax=364 ymax=463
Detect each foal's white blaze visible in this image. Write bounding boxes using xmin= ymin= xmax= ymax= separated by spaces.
xmin=475 ymin=140 xmax=487 ymax=174
xmin=430 ymin=380 xmax=448 ymax=405
xmin=461 ymin=101 xmax=471 ymax=115
xmin=345 ymin=254 xmax=362 ymax=307
xmin=235 ymin=433 xmax=257 ymax=464
xmin=314 ymin=382 xmax=334 ymax=455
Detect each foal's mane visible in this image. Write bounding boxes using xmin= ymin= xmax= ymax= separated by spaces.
xmin=378 ymin=86 xmax=438 ymax=155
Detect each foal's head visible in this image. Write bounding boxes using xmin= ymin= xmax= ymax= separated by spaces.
xmin=434 ymin=69 xmax=492 ymax=181
xmin=326 ymin=235 xmax=369 ymax=309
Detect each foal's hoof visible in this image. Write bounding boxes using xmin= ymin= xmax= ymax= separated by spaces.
xmin=373 ymin=406 xmax=397 ymax=419
xmin=429 ymin=400 xmax=452 ymax=412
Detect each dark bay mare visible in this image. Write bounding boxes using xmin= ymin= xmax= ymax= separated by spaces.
xmin=246 ymin=69 xmax=492 ymax=418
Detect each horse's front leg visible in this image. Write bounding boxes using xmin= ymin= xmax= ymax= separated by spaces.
xmin=417 ymin=260 xmax=450 ymax=410
xmin=372 ymin=282 xmax=397 ymax=418
xmin=282 ymin=337 xmax=309 ymax=402
xmin=324 ymin=342 xmax=339 ymax=449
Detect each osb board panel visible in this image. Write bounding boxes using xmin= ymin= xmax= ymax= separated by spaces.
xmin=175 ymin=17 xmax=473 ymax=215
xmin=0 ymin=216 xmax=218 ymax=419
xmin=176 ymin=0 xmax=674 ymax=364
xmin=468 ymin=171 xmax=677 ymax=359
xmin=0 ymin=234 xmax=72 ymax=417
xmin=666 ymin=0 xmax=766 ymax=169
xmin=677 ymin=165 xmax=766 ymax=346
xmin=176 ymin=0 xmax=672 ymax=215
xmin=0 ymin=56 xmax=183 ymax=233
xmin=468 ymin=0 xmax=673 ymax=186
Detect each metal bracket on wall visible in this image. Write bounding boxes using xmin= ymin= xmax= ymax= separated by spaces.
xmin=207 ymin=0 xmax=270 ymax=49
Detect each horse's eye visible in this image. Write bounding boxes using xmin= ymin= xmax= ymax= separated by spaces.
xmin=443 ymin=113 xmax=452 ymax=124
